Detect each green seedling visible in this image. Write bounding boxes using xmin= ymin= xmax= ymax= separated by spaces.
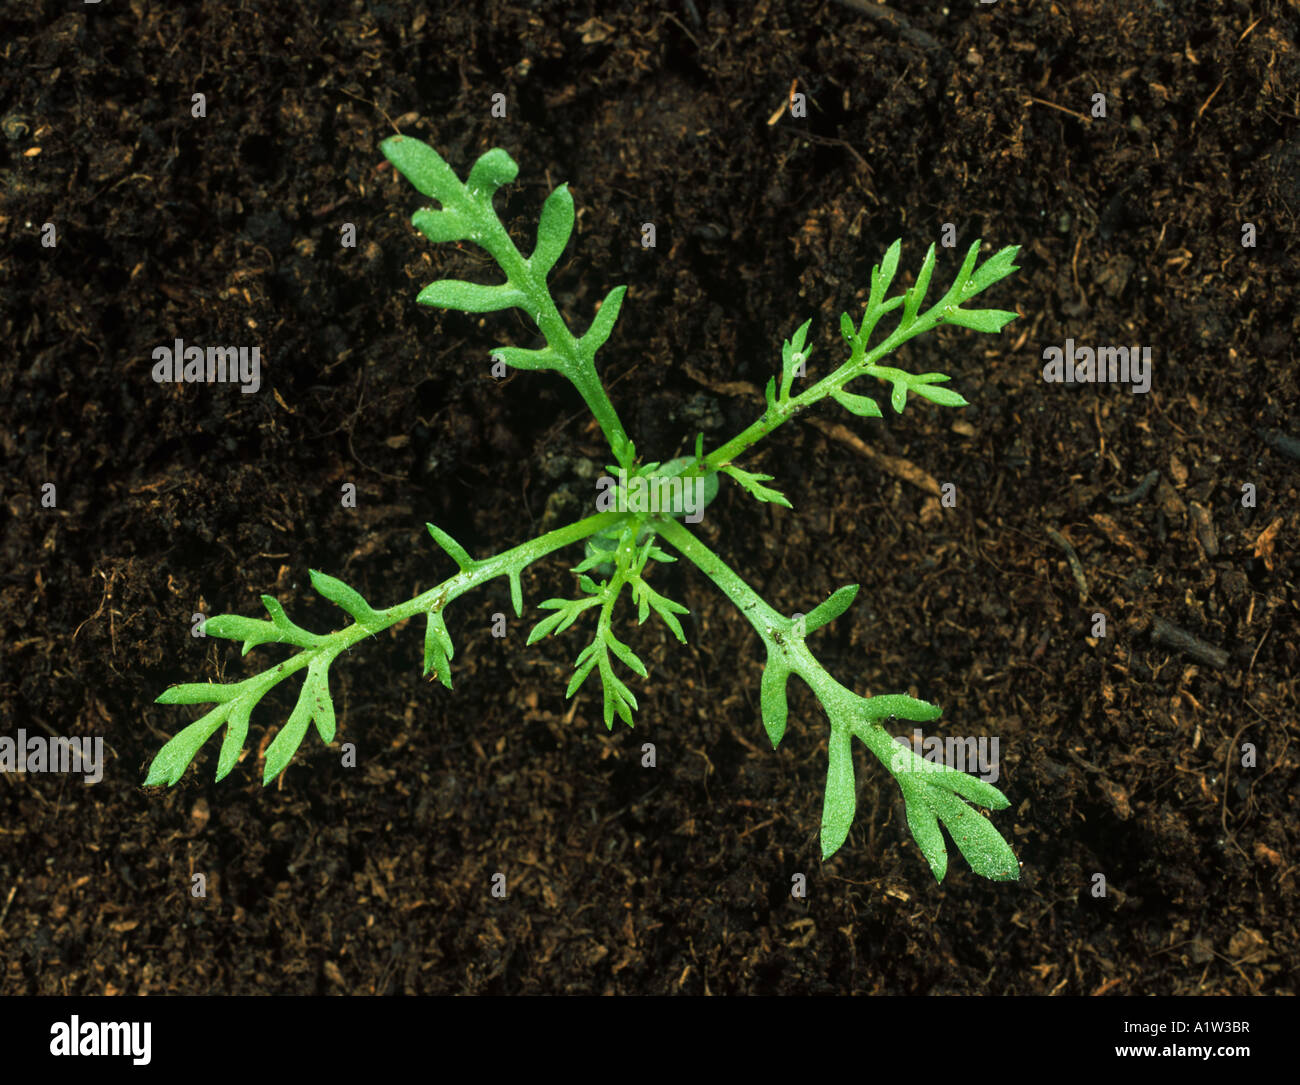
xmin=147 ymin=135 xmax=1024 ymax=883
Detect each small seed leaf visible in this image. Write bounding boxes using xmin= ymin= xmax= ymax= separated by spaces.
xmin=144 ymin=703 xmax=232 ymax=786
xmin=656 ymin=465 xmax=719 ymax=520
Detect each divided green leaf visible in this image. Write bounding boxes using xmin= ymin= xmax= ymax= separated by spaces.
xmin=380 ymin=136 xmax=463 ymax=204
xmin=902 ymin=242 xmax=936 ymax=325
xmin=309 ymin=570 xmax=382 ymax=628
xmin=150 ymin=141 xmax=1025 ymax=885
xmin=720 ymin=463 xmax=792 ymax=509
xmin=962 ymin=243 xmax=1021 ymax=300
xmin=424 ymin=610 xmax=455 ymax=689
xmin=942 ymin=307 xmax=1019 ymax=334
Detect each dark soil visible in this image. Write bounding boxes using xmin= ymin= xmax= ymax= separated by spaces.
xmin=1 ymin=0 xmax=1296 ymax=995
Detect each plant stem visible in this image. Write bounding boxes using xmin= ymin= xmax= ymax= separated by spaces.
xmin=233 ymin=511 xmax=630 ymax=693
xmin=479 ymin=216 xmax=634 ymax=471
xmin=701 ymin=302 xmax=950 ymax=469
xmin=656 ymin=517 xmax=905 ymax=757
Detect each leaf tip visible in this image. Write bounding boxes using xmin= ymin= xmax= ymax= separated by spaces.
xmin=142 ymin=762 xmax=172 ymax=788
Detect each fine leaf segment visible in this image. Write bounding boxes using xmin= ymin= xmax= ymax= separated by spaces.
xmin=147 ymin=135 xmax=1023 ymax=883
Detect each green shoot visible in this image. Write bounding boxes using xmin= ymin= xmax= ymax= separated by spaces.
xmin=147 ymin=135 xmax=1023 ymax=884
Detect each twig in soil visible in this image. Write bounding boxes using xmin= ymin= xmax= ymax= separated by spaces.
xmin=780 ymin=128 xmax=874 ymax=179
xmin=1220 ymin=719 xmax=1255 ymax=866
xmin=809 ymin=418 xmax=941 ymax=495
xmin=768 ymin=79 xmax=799 ymax=126
xmin=828 ymin=0 xmax=946 ymax=57
xmin=1024 ymin=96 xmax=1093 ymax=124
xmin=1044 ymin=527 xmax=1089 ymax=602
xmin=1256 ymin=427 xmax=1300 ymax=461
xmin=1192 ymin=79 xmax=1225 ymax=130
xmin=1151 ymin=617 xmax=1230 ymax=671
xmin=0 ymin=882 xmax=16 ymax=932
xmin=1108 ymin=469 xmax=1160 ymax=505
xmin=1188 ymin=502 xmax=1219 ymax=557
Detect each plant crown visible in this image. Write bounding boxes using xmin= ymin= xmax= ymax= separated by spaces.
xmin=147 ymin=135 xmax=1023 ymax=883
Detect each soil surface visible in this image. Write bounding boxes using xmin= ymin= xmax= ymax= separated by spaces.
xmin=1 ymin=0 xmax=1296 ymax=995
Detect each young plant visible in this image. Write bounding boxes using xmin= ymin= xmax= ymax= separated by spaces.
xmin=147 ymin=135 xmax=1023 ymax=883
